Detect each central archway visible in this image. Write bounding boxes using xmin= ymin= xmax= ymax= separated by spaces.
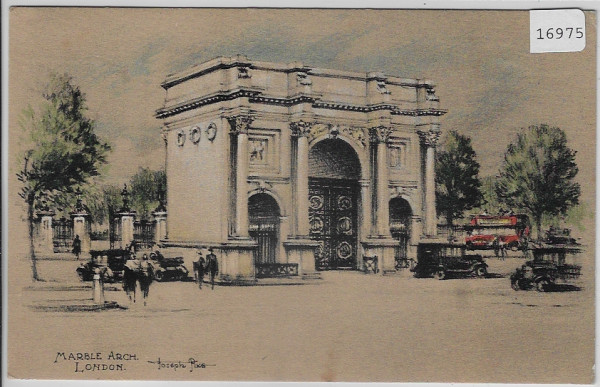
xmin=308 ymin=138 xmax=361 ymax=270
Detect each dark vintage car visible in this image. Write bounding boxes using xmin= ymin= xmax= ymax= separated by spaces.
xmin=510 ymin=245 xmax=582 ymax=292
xmin=149 ymin=251 xmax=189 ymax=281
xmin=413 ymin=242 xmax=488 ymax=279
xmin=76 ymin=249 xmax=129 ymax=282
xmin=543 ymin=227 xmax=578 ymax=246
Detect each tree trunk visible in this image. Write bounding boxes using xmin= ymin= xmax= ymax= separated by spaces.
xmin=446 ymin=214 xmax=454 ymax=238
xmin=27 ymin=197 xmax=40 ymax=281
xmin=535 ymin=214 xmax=543 ymax=242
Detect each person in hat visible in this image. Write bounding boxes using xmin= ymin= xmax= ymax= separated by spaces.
xmin=205 ymin=248 xmax=219 ymax=290
xmin=193 ymin=250 xmax=206 ymax=289
xmin=138 ymin=253 xmax=154 ymax=306
xmin=72 ymin=235 xmax=81 ymax=260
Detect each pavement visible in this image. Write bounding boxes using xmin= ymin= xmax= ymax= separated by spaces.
xmin=7 ymin=251 xmax=594 ymax=383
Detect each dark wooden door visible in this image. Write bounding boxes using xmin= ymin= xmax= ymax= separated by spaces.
xmin=309 ymin=178 xmax=358 ymax=270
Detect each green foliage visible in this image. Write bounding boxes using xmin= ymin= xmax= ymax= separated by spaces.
xmin=476 ymin=176 xmax=504 ymax=214
xmin=495 ymin=124 xmax=580 ymax=238
xmin=16 ymin=72 xmax=111 ymax=280
xmin=17 ymin=73 xmax=111 ymax=205
xmin=435 ymin=131 xmax=483 ymax=227
xmin=129 ymin=168 xmax=166 ymax=220
xmin=84 ymin=185 xmax=123 ymax=225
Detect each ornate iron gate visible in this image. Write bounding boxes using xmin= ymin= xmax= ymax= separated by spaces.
xmin=52 ymin=217 xmax=73 ymax=252
xmin=390 ymin=197 xmax=413 ymax=270
xmin=249 ymin=220 xmax=278 ymax=264
xmin=134 ymin=220 xmax=156 ymax=250
xmin=309 ymin=178 xmax=358 ymax=270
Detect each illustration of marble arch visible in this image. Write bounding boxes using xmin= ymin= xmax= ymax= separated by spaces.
xmin=156 ymin=55 xmax=445 ymax=283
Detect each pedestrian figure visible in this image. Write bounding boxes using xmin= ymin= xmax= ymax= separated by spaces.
xmin=127 ymin=240 xmax=138 ymax=256
xmin=123 ymin=254 xmax=140 ymax=304
xmin=205 ymin=248 xmax=219 ymax=290
xmin=492 ymin=236 xmax=500 ymax=258
xmin=72 ymin=235 xmax=82 ymax=260
xmin=138 ymin=254 xmax=154 ymax=306
xmin=193 ymin=251 xmax=206 ymax=289
xmin=499 ymin=240 xmax=507 ymax=260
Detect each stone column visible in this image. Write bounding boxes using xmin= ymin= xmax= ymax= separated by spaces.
xmin=116 ymin=184 xmax=137 ymax=249
xmin=359 ymin=179 xmax=372 ymax=238
xmin=228 ymin=115 xmax=254 ymax=238
xmin=278 ymin=216 xmax=289 ymax=263
xmin=369 ymin=126 xmax=393 ymax=237
xmin=285 ymin=120 xmax=320 ymax=279
xmin=362 ymin=126 xmax=398 ymax=275
xmin=153 ymin=209 xmax=167 ymax=245
xmin=118 ymin=213 xmax=136 ymax=249
xmin=161 ymin=129 xmax=169 ymax=239
xmin=71 ymin=212 xmax=91 ymax=255
xmin=291 ymin=121 xmax=312 ymax=236
xmin=92 ymin=268 xmax=105 ymax=304
xmin=36 ymin=209 xmax=55 ymax=254
xmin=418 ymin=128 xmax=441 ymax=237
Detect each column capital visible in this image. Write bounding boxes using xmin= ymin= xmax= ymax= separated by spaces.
xmin=227 ymin=115 xmax=254 ymax=135
xmin=417 ymin=129 xmax=441 ymax=147
xmin=290 ymin=120 xmax=313 ymax=137
xmin=369 ymin=126 xmax=393 ymax=144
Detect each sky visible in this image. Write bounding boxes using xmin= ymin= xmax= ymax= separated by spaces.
xmin=8 ymin=8 xmax=596 ymax=207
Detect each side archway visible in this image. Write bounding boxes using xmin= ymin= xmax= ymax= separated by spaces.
xmin=389 ymin=197 xmax=413 ymax=268
xmin=249 ymin=193 xmax=281 ymax=265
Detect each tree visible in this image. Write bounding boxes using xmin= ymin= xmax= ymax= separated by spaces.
xmin=435 ymin=131 xmax=484 ymax=229
xmin=83 ymin=185 xmax=123 ymax=226
xmin=16 ymin=73 xmax=111 ymax=280
xmin=495 ymin=124 xmax=580 ymax=239
xmin=473 ymin=175 xmax=504 ymax=214
xmin=129 ymin=168 xmax=166 ymax=220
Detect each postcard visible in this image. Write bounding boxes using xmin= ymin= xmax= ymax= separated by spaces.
xmin=5 ymin=6 xmax=596 ymax=384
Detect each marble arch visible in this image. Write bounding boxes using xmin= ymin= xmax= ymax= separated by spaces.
xmin=156 ymin=55 xmax=445 ymax=283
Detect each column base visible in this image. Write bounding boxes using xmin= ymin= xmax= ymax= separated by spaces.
xmin=283 ymin=238 xmax=319 ymax=276
xmin=218 ymin=238 xmax=257 ymax=282
xmin=361 ymin=238 xmax=400 ymax=275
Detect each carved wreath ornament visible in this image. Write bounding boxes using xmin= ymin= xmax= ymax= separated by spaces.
xmin=206 ymin=123 xmax=217 ymax=142
xmin=176 ymin=130 xmax=186 ymax=147
xmin=190 ymin=126 xmax=201 ymax=144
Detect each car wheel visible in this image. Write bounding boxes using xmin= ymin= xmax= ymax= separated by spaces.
xmin=535 ymin=278 xmax=550 ymax=292
xmin=511 ymin=280 xmax=520 ymax=291
xmin=434 ymin=269 xmax=446 ymax=280
xmin=154 ymin=271 xmax=164 ymax=282
xmin=510 ymin=244 xmax=519 ymax=252
xmin=475 ymin=265 xmax=487 ymax=277
xmin=77 ymin=270 xmax=85 ymax=281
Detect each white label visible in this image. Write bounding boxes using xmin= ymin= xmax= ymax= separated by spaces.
xmin=530 ymin=9 xmax=586 ymax=53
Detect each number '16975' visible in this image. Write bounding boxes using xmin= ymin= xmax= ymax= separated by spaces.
xmin=536 ymin=27 xmax=584 ymax=40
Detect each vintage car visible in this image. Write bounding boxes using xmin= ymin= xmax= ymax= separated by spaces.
xmin=412 ymin=242 xmax=488 ymax=279
xmin=510 ymin=245 xmax=582 ymax=291
xmin=149 ymin=251 xmax=189 ymax=281
xmin=543 ymin=227 xmax=578 ymax=246
xmin=76 ymin=249 xmax=129 ymax=282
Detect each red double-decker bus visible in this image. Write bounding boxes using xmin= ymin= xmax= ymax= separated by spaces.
xmin=464 ymin=214 xmax=530 ymax=251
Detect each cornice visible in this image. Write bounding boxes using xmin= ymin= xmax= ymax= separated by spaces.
xmin=155 ymin=88 xmax=261 ymax=119
xmin=160 ymin=56 xmax=433 ymax=90
xmin=156 ymin=90 xmax=447 ymax=120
